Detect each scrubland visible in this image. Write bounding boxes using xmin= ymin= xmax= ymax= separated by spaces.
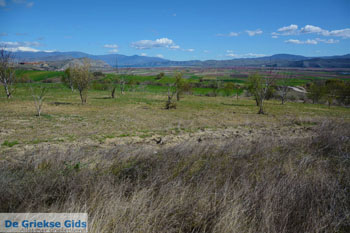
xmin=1 ymin=84 xmax=350 ymax=232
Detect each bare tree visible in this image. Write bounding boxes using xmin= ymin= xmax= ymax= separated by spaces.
xmin=0 ymin=48 xmax=16 ymax=99
xmin=111 ymin=56 xmax=119 ymax=98
xmin=118 ymin=67 xmax=131 ymax=95
xmin=165 ymin=83 xmax=177 ymax=109
xmin=30 ymin=85 xmax=49 ymax=117
xmin=247 ymin=72 xmax=276 ymax=114
xmin=71 ymin=59 xmax=93 ymax=104
xmin=277 ymin=72 xmax=291 ymax=105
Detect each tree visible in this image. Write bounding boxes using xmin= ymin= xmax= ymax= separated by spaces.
xmin=277 ymin=73 xmax=291 ymax=105
xmin=30 ymin=85 xmax=49 ymax=116
xmin=165 ymin=83 xmax=177 ymax=109
xmin=247 ymin=73 xmax=276 ymax=114
xmin=223 ymin=82 xmax=236 ymax=97
xmin=0 ymin=48 xmax=16 ymax=99
xmin=307 ymin=81 xmax=326 ymax=104
xmin=155 ymin=72 xmax=165 ymax=80
xmin=61 ymin=67 xmax=74 ymax=92
xmin=174 ymin=72 xmax=185 ymax=101
xmin=71 ymin=59 xmax=93 ymax=104
xmin=325 ymin=79 xmax=345 ymax=108
xmin=211 ymin=79 xmax=221 ymax=97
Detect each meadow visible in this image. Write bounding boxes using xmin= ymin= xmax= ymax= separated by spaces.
xmin=1 ymin=68 xmax=350 ymax=233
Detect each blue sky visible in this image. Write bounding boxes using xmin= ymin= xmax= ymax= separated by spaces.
xmin=0 ymin=0 xmax=350 ymax=60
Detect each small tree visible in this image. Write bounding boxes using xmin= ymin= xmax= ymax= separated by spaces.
xmin=325 ymin=79 xmax=344 ymax=108
xmin=61 ymin=67 xmax=74 ymax=92
xmin=223 ymin=82 xmax=236 ymax=97
xmin=307 ymin=82 xmax=326 ymax=104
xmin=0 ymin=48 xmax=16 ymax=99
xmin=155 ymin=72 xmax=165 ymax=80
xmin=211 ymin=79 xmax=221 ymax=97
xmin=71 ymin=59 xmax=92 ymax=104
xmin=247 ymin=73 xmax=276 ymax=114
xmin=165 ymin=83 xmax=177 ymax=109
xmin=30 ymin=85 xmax=49 ymax=117
xmin=277 ymin=73 xmax=291 ymax=105
xmin=174 ymin=72 xmax=184 ymax=101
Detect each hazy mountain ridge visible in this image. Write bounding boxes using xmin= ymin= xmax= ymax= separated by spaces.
xmin=12 ymin=51 xmax=350 ymax=68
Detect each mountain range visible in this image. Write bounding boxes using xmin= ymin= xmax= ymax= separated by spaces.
xmin=12 ymin=51 xmax=350 ymax=68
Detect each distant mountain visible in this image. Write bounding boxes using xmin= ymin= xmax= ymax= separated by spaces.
xmin=12 ymin=51 xmax=350 ymax=69
xmin=289 ymin=58 xmax=350 ymax=68
xmin=13 ymin=51 xmax=168 ymax=67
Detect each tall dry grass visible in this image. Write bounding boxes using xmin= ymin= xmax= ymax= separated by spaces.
xmin=1 ymin=120 xmax=349 ymax=232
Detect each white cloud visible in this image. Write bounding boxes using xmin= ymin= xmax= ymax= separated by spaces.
xmin=301 ymin=25 xmax=326 ymax=35
xmin=278 ymin=24 xmax=298 ymax=32
xmin=228 ymin=32 xmax=239 ymax=37
xmin=217 ymin=32 xmax=239 ymax=37
xmin=315 ymin=38 xmax=339 ymax=44
xmin=11 ymin=0 xmax=33 ymax=7
xmin=170 ymin=45 xmax=180 ymax=49
xmin=131 ymin=38 xmax=177 ymax=50
xmin=104 ymin=44 xmax=119 ymax=53
xmin=285 ymin=37 xmax=339 ymax=45
xmin=0 ymin=41 xmax=45 ymax=52
xmin=285 ymin=39 xmax=318 ymax=44
xmin=0 ymin=0 xmax=6 ymax=7
xmin=4 ymin=46 xmax=39 ymax=52
xmin=203 ymin=50 xmax=209 ymax=53
xmin=273 ymin=24 xmax=350 ymax=39
xmin=272 ymin=35 xmax=278 ymax=39
xmin=184 ymin=48 xmax=194 ymax=52
xmin=273 ymin=24 xmax=299 ymax=36
xmin=156 ymin=54 xmax=164 ymax=58
xmin=104 ymin=44 xmax=118 ymax=48
xmin=140 ymin=53 xmax=147 ymax=56
xmin=301 ymin=25 xmax=350 ymax=38
xmin=328 ymin=28 xmax=350 ymax=38
xmin=305 ymin=39 xmax=318 ymax=44
xmin=246 ymin=29 xmax=263 ymax=36
xmin=226 ymin=52 xmax=265 ymax=58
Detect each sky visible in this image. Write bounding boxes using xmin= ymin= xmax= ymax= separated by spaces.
xmin=0 ymin=0 xmax=350 ymax=61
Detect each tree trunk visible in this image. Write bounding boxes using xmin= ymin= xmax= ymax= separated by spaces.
xmin=258 ymin=100 xmax=264 ymax=114
xmin=255 ymin=97 xmax=259 ymax=106
xmin=4 ymin=85 xmax=11 ymax=99
xmin=79 ymin=90 xmax=86 ymax=104
xmin=176 ymin=92 xmax=180 ymax=101
xmin=111 ymin=87 xmax=116 ymax=98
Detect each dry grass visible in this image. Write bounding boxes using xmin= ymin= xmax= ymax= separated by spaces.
xmin=1 ymin=88 xmax=349 ymax=150
xmin=1 ymin=120 xmax=349 ymax=233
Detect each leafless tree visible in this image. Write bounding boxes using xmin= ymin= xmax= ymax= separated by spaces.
xmin=111 ymin=56 xmax=118 ymax=98
xmin=0 ymin=48 xmax=16 ymax=99
xmin=30 ymin=85 xmax=49 ymax=117
xmin=119 ymin=67 xmax=131 ymax=95
xmin=165 ymin=83 xmax=177 ymax=109
xmin=71 ymin=59 xmax=92 ymax=104
xmin=247 ymin=71 xmax=276 ymax=114
xmin=277 ymin=72 xmax=291 ymax=105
